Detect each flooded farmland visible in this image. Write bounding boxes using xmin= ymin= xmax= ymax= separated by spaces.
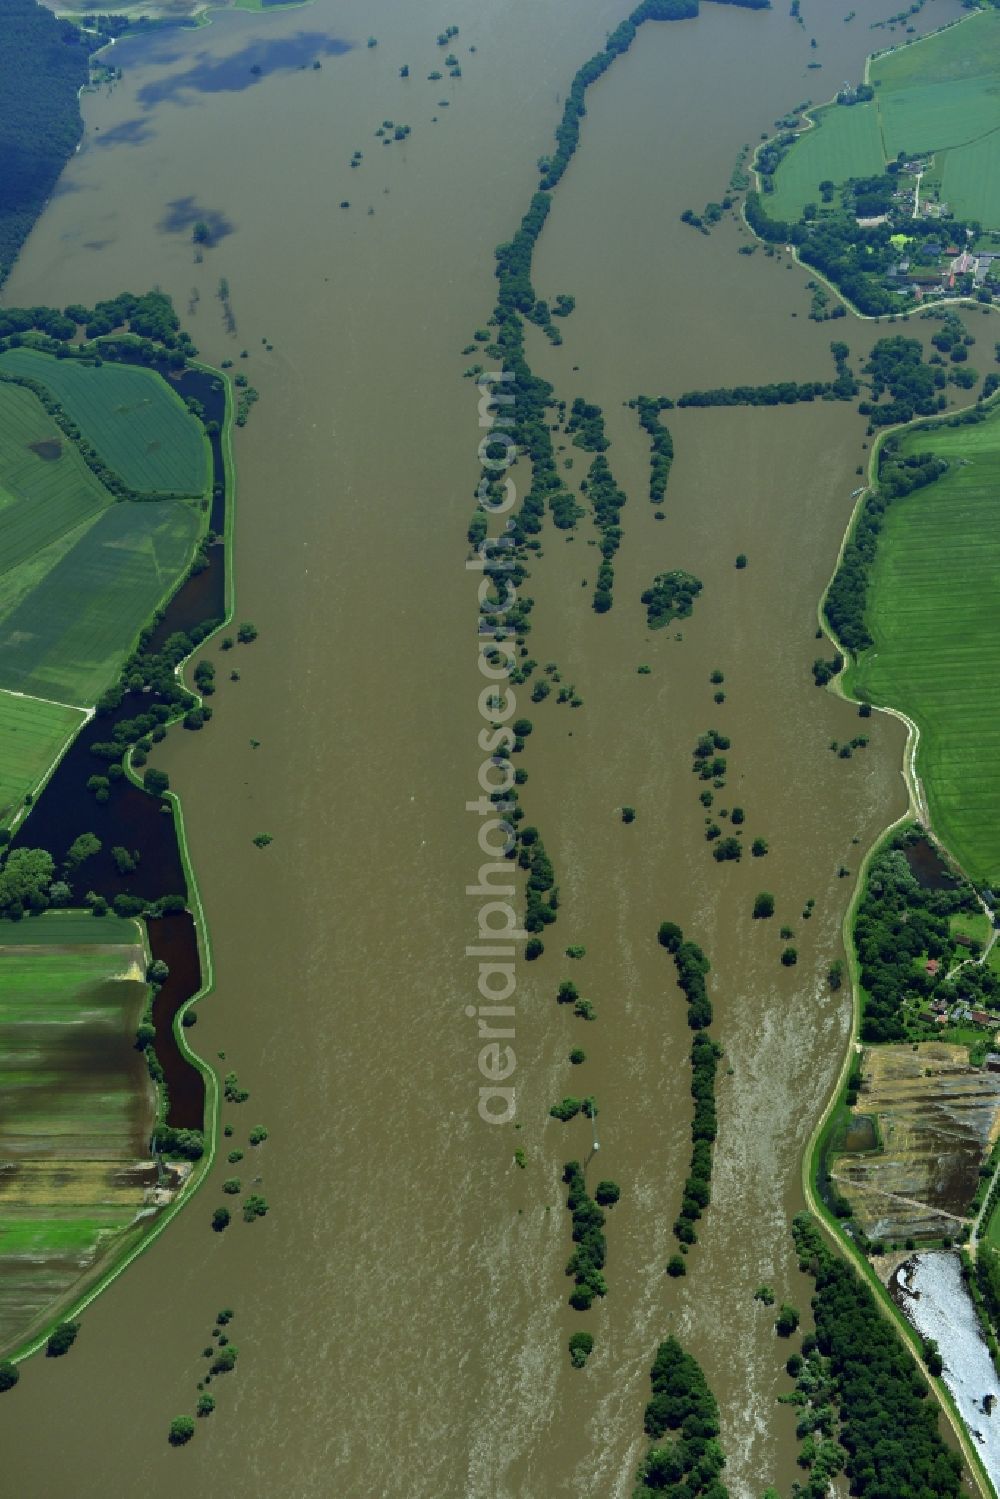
xmin=0 ymin=0 xmax=972 ymax=1494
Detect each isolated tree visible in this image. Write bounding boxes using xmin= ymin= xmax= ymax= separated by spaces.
xmin=753 ymin=892 xmax=775 ymax=919
xmin=775 ymin=1304 xmax=800 ymax=1337
xmin=568 ymin=1331 xmax=594 ymax=1368
xmin=0 ymin=847 xmax=54 ymax=913
xmin=144 ymin=767 xmax=170 ymax=797
xmin=46 ymin=1321 xmax=79 ymax=1358
xmin=657 ymin=921 xmax=683 ymax=952
xmin=168 ymin=1416 xmax=195 ymax=1446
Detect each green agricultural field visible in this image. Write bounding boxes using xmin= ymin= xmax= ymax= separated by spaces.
xmin=940 ymin=132 xmax=1000 ymax=233
xmin=0 ymin=348 xmax=208 ymax=497
xmin=0 ymin=368 xmax=204 ymax=708
xmin=877 ymin=76 xmax=1000 ymax=159
xmin=0 ymin=915 xmax=154 ymax=1357
xmin=766 ymin=13 xmax=1000 ymax=229
xmin=0 ymin=911 xmax=139 ymax=945
xmin=870 ymin=11 xmax=1000 ymax=219
xmin=0 ymin=497 xmax=200 ymax=706
xmin=870 ymin=11 xmax=1000 ymax=94
xmin=768 ymin=103 xmax=885 ymax=222
xmin=0 ymin=689 xmax=86 ymax=828
xmin=0 ymin=381 xmax=113 ymax=579
xmin=847 ymin=406 xmax=1000 ymax=886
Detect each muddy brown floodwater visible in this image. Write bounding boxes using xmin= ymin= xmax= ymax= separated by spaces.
xmin=0 ymin=0 xmax=970 ymax=1494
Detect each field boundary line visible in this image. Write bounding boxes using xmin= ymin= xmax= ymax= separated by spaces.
xmin=0 ymin=686 xmax=91 ymax=714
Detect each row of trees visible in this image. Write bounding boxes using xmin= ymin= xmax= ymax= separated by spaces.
xmin=563 ymin=1161 xmax=607 ymax=1310
xmin=585 ymin=454 xmax=627 ymax=613
xmin=0 ymin=291 xmax=192 ymax=356
xmin=658 ymin=924 xmax=721 ymax=1249
xmin=791 ymin=1213 xmax=964 ymax=1497
xmin=478 ymin=0 xmax=773 ymax=943
xmin=517 ymin=824 xmax=559 ymax=935
xmin=632 ymin=396 xmax=675 ymax=503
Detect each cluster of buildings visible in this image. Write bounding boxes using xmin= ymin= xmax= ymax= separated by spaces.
xmin=888 ymin=245 xmax=999 ymax=300
xmin=928 ymin=991 xmax=1000 ymax=1031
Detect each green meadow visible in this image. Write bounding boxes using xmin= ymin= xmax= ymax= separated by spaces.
xmin=940 ymin=131 xmax=1000 ymax=234
xmin=766 ymin=11 xmax=1000 ymax=229
xmin=0 ymin=915 xmax=152 ymax=1356
xmin=0 ymin=495 xmax=200 ymax=706
xmin=847 ymin=406 xmax=1000 ymax=886
xmin=767 ymin=103 xmax=884 ymax=222
xmin=0 ymin=689 xmax=85 ymax=827
xmin=871 ymin=12 xmax=1000 ymax=92
xmin=0 ymin=380 xmax=112 ymax=576
xmin=0 ymin=348 xmax=208 ymax=496
xmin=876 ymin=76 xmax=1000 ymax=159
xmin=0 ymin=912 xmax=140 ymax=945
xmin=0 ymin=374 xmax=202 ymax=709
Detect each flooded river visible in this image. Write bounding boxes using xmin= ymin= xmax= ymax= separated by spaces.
xmin=0 ymin=0 xmax=968 ymax=1493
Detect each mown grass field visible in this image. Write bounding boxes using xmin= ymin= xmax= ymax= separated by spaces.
xmin=0 ymin=689 xmax=85 ymax=828
xmin=0 ymin=916 xmax=153 ymax=1355
xmin=0 ymin=496 xmax=200 ymax=706
xmin=847 ymin=407 xmax=1000 ymax=886
xmin=768 ymin=102 xmax=884 ymax=222
xmin=0 ymin=348 xmax=208 ymax=497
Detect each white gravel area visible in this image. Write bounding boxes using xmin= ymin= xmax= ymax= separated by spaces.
xmin=895 ymin=1251 xmax=1000 ymax=1488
